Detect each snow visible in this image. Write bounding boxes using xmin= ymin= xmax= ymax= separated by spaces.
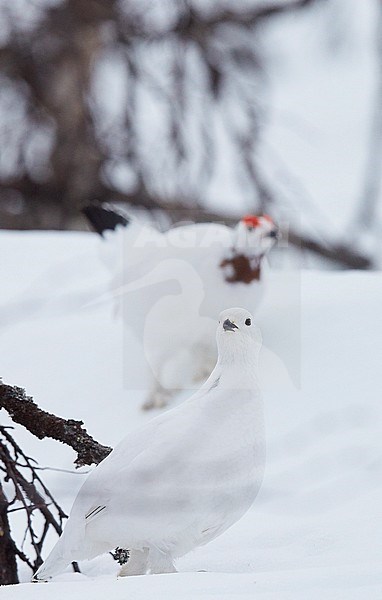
xmin=6 ymin=566 xmax=382 ymax=600
xmin=1 ymin=230 xmax=382 ymax=598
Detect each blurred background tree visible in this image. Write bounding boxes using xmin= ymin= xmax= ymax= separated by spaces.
xmin=0 ymin=0 xmax=379 ymax=268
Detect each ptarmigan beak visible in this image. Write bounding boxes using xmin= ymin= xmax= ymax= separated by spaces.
xmin=223 ymin=319 xmax=238 ymax=332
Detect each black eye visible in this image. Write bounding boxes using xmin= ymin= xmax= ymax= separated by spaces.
xmin=245 ymin=318 xmax=251 ymax=326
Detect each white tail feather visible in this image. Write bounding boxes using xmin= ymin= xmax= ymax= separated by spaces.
xmin=33 ymin=535 xmax=71 ymax=581
xmin=33 ymin=515 xmax=86 ymax=581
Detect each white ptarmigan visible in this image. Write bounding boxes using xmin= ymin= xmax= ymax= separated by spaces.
xmin=34 ymin=308 xmax=265 ymax=581
xmin=83 ymin=206 xmax=278 ymax=408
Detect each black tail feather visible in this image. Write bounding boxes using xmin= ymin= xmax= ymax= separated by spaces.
xmin=82 ymin=205 xmax=129 ymax=236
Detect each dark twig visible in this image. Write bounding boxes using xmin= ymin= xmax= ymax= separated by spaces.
xmin=0 ymin=428 xmax=67 ymax=530
xmin=0 ymin=482 xmax=19 ymax=584
xmin=0 ymin=430 xmax=60 ymax=579
xmin=0 ymin=424 xmax=84 ymax=580
xmin=133 ymin=0 xmax=324 ymax=41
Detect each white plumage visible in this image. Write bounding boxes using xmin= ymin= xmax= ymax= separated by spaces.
xmin=84 ymin=206 xmax=278 ymax=408
xmin=34 ymin=307 xmax=265 ymax=581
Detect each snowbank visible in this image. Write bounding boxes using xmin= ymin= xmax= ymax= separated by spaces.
xmin=7 ymin=566 xmax=382 ymax=600
xmin=1 ymin=231 xmax=381 ymax=598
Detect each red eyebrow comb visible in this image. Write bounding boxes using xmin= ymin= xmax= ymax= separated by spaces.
xmin=241 ymin=215 xmax=261 ymax=227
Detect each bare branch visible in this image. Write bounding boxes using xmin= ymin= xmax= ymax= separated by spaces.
xmin=129 ymin=0 xmax=324 ymax=41
xmin=0 ymin=482 xmax=19 ymax=584
xmin=0 ymin=424 xmax=76 ymax=578
xmin=286 ymin=230 xmax=372 ymax=270
xmin=84 ymin=192 xmax=373 ymax=270
xmin=0 ymin=381 xmax=111 ymax=468
xmin=0 ymin=0 xmax=325 ymax=230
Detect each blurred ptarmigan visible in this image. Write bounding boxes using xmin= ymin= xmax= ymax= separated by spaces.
xmin=34 ymin=308 xmax=265 ymax=581
xmin=83 ymin=205 xmax=278 ymax=408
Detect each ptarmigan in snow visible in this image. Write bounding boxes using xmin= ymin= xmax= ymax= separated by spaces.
xmin=83 ymin=205 xmax=278 ymax=408
xmin=34 ymin=308 xmax=265 ymax=581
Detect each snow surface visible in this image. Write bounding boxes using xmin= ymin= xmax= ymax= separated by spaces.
xmin=1 ymin=230 xmax=382 ymax=598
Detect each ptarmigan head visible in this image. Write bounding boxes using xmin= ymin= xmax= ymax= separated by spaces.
xmin=235 ymin=214 xmax=279 ymax=257
xmin=216 ymin=307 xmax=262 ymax=365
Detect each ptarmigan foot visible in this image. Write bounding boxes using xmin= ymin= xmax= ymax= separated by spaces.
xmin=118 ymin=548 xmax=149 ymax=577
